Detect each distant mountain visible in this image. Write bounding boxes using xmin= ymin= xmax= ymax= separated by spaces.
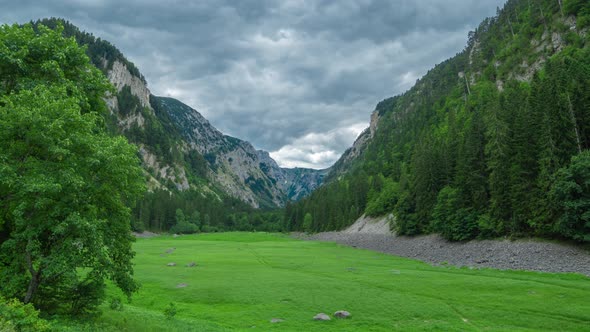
xmin=32 ymin=18 xmax=326 ymax=208
xmin=286 ymin=0 xmax=590 ymax=243
xmin=154 ymin=96 xmax=328 ymax=207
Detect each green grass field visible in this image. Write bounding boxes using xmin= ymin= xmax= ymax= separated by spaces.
xmin=59 ymin=233 xmax=590 ymax=331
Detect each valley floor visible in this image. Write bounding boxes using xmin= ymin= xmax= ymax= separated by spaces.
xmin=296 ymin=221 xmax=590 ymax=276
xmin=57 ymin=232 xmax=590 ymax=331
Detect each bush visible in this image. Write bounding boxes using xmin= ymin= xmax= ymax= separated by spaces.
xmin=170 ymin=222 xmax=199 ymax=234
xmin=109 ymin=297 xmax=123 ymax=311
xmin=164 ymin=302 xmax=177 ymax=319
xmin=0 ymin=297 xmax=51 ymax=332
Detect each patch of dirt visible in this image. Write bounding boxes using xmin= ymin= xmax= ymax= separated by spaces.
xmin=133 ymin=231 xmax=159 ymax=238
xmin=341 ymin=214 xmax=392 ymax=234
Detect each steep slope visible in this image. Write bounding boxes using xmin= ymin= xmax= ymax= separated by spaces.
xmin=155 ymin=96 xmax=328 ymax=207
xmin=32 ymin=18 xmax=325 ymax=208
xmin=287 ymin=0 xmax=590 ymax=243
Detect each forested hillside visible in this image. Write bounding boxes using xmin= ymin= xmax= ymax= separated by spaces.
xmin=26 ymin=18 xmax=325 ymax=233
xmin=286 ymin=0 xmax=590 ymax=242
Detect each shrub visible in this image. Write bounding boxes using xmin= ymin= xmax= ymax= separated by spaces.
xmin=164 ymin=302 xmax=177 ymax=319
xmin=0 ymin=297 xmax=51 ymax=332
xmin=109 ymin=297 xmax=123 ymax=311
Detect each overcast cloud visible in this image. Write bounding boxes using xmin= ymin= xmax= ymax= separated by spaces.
xmin=1 ymin=0 xmax=506 ymax=169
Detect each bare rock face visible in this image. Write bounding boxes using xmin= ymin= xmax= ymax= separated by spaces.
xmin=334 ymin=310 xmax=351 ymax=319
xmin=157 ymin=96 xmax=327 ymax=207
xmin=108 ymin=60 xmax=151 ymax=108
xmin=313 ymin=313 xmax=331 ymax=321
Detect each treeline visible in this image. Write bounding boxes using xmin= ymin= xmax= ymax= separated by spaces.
xmin=286 ymin=0 xmax=590 ymax=242
xmin=131 ymin=189 xmax=285 ymax=234
xmin=31 ymin=18 xmax=145 ymax=81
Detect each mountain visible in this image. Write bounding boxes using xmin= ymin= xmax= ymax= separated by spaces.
xmin=153 ymin=96 xmax=328 ymax=207
xmin=286 ymin=0 xmax=590 ymax=243
xmin=32 ymin=18 xmax=326 ymax=209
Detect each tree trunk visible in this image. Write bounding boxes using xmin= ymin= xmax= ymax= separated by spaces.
xmin=23 ymin=251 xmax=41 ymax=304
xmin=566 ymin=93 xmax=582 ymax=154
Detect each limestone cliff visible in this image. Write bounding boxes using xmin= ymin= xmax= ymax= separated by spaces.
xmin=156 ymin=96 xmax=326 ymax=207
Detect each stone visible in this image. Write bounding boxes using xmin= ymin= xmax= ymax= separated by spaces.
xmin=107 ymin=60 xmax=151 ymax=108
xmin=270 ymin=318 xmax=284 ymax=323
xmin=334 ymin=310 xmax=351 ymax=319
xmin=167 ymin=262 xmax=176 ymax=267
xmin=186 ymin=262 xmax=197 ymax=267
xmin=176 ymin=283 xmax=188 ymax=288
xmin=313 ymin=313 xmax=331 ymax=321
xmin=165 ymin=248 xmax=175 ymax=254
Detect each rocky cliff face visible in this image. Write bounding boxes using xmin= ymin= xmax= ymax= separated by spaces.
xmin=108 ymin=60 xmax=151 ymax=108
xmin=327 ymin=109 xmax=380 ymax=179
xmin=155 ymin=96 xmax=326 ymax=207
xmin=38 ymin=18 xmax=325 ymax=208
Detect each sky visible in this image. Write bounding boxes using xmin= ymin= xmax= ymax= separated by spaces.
xmin=1 ymin=0 xmax=506 ymax=169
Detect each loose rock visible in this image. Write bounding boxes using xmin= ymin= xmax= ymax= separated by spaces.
xmin=313 ymin=313 xmax=330 ymax=321
xmin=176 ymin=283 xmax=188 ymax=288
xmin=334 ymin=310 xmax=351 ymax=319
xmin=270 ymin=318 xmax=284 ymax=323
xmin=167 ymin=262 xmax=176 ymax=267
xmin=295 ymin=232 xmax=590 ymax=276
xmin=186 ymin=262 xmax=197 ymax=267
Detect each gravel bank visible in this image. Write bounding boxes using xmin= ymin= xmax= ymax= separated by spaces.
xmin=294 ymin=232 xmax=590 ymax=276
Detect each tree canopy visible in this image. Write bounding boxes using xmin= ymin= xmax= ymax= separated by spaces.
xmin=0 ymin=23 xmax=145 ymax=313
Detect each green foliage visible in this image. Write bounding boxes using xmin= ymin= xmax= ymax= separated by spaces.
xmin=365 ymin=178 xmax=400 ymax=217
xmin=303 ymin=213 xmax=313 ymax=233
xmin=392 ymin=192 xmax=419 ymax=236
xmin=285 ymin=0 xmax=590 ymax=242
xmin=163 ymin=302 xmax=177 ymax=320
xmin=109 ymin=297 xmax=123 ymax=311
xmin=0 ymin=23 xmax=145 ymax=313
xmin=564 ymin=0 xmax=590 ymax=28
xmin=170 ymin=209 xmax=199 ymax=234
xmin=31 ymin=18 xmax=145 ymax=81
xmin=116 ymin=85 xmax=141 ymax=117
xmin=132 ymin=189 xmax=285 ymax=234
xmin=0 ymin=297 xmax=50 ymax=332
xmin=551 ymin=151 xmax=590 ymax=241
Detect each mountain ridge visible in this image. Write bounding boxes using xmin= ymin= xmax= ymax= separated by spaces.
xmin=32 ymin=18 xmax=326 ymax=208
xmin=285 ymin=0 xmax=590 ymax=243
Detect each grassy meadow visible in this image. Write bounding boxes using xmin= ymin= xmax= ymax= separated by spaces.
xmin=58 ymin=233 xmax=590 ymax=331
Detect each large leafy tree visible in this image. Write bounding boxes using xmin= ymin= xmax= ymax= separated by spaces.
xmin=0 ymin=23 xmax=145 ymax=312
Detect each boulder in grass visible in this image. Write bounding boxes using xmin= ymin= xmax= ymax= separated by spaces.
xmin=186 ymin=262 xmax=197 ymax=267
xmin=270 ymin=318 xmax=284 ymax=323
xmin=313 ymin=313 xmax=331 ymax=321
xmin=167 ymin=262 xmax=176 ymax=267
xmin=334 ymin=310 xmax=351 ymax=319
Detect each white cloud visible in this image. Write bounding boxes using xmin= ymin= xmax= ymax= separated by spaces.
xmin=270 ymin=123 xmax=366 ymax=169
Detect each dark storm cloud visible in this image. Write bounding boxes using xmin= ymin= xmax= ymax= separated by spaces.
xmin=0 ymin=0 xmax=506 ymax=168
